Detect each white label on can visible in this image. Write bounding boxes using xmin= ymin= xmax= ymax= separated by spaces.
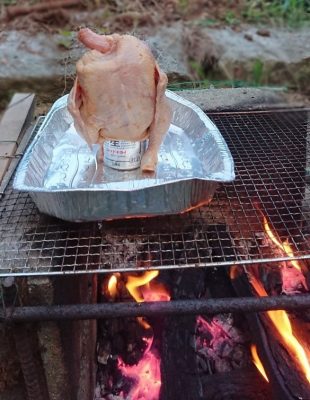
xmin=104 ymin=140 xmax=145 ymax=170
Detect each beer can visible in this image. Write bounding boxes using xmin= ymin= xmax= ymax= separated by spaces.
xmin=103 ymin=140 xmax=147 ymax=170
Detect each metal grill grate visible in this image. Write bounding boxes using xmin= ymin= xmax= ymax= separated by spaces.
xmin=0 ymin=109 xmax=309 ymax=276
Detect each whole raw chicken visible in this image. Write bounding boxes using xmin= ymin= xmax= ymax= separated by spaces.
xmin=68 ymin=28 xmax=172 ymax=172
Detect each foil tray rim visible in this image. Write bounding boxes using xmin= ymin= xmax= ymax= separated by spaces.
xmin=13 ymin=90 xmax=235 ymax=193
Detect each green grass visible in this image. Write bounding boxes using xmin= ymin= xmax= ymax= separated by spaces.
xmin=196 ymin=0 xmax=309 ymax=27
xmin=252 ymin=59 xmax=264 ymax=85
xmin=243 ymin=0 xmax=310 ymax=27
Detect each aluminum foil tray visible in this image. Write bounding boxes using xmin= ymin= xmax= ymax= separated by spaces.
xmin=13 ymin=91 xmax=235 ymax=221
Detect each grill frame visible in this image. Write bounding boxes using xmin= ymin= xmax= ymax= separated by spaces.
xmin=0 ymin=108 xmax=309 ymax=277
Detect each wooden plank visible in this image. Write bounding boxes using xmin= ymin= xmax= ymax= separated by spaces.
xmin=0 ymin=93 xmax=36 ymax=186
xmin=0 ymin=142 xmax=16 ymax=183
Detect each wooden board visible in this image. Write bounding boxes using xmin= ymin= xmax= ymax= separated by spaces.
xmin=0 ymin=93 xmax=36 ymax=184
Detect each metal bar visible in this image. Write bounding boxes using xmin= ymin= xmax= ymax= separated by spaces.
xmin=207 ymin=107 xmax=310 ymax=115
xmin=2 ymin=295 xmax=310 ymax=322
xmin=1 ymin=254 xmax=310 ymax=278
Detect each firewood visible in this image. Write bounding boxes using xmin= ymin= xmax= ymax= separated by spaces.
xmin=5 ymin=0 xmax=81 ymax=21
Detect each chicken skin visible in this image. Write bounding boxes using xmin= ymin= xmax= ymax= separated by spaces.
xmin=68 ymin=28 xmax=172 ymax=172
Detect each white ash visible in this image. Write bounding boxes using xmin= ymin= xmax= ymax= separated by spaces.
xmin=99 ymin=233 xmax=145 ymax=269
xmin=196 ymin=313 xmax=250 ymax=374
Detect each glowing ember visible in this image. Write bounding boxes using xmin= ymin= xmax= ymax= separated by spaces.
xmin=141 ymin=281 xmax=171 ymax=302
xmin=195 ymin=314 xmax=248 ymax=374
xmin=118 ymin=337 xmax=161 ymax=400
xmin=107 ymin=274 xmax=118 ymax=299
xmin=250 ymin=344 xmax=269 ymax=382
xmin=196 ymin=315 xmax=230 ymax=346
xmin=250 ymin=275 xmax=310 ymax=383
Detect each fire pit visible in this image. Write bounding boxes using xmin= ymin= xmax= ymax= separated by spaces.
xmin=0 ymin=107 xmax=310 ymax=400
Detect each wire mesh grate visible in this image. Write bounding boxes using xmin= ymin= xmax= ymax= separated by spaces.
xmin=0 ymin=109 xmax=309 ymax=276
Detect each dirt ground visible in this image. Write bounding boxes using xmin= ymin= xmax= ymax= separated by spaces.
xmin=0 ymin=1 xmax=262 ymax=35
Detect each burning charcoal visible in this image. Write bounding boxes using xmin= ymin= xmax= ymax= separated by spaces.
xmin=221 ymin=342 xmax=234 ymax=359
xmin=97 ymin=340 xmax=112 ymax=365
xmin=197 ymin=355 xmax=209 ymax=373
xmin=111 ymin=333 xmax=125 ymax=355
xmin=281 ymin=264 xmax=308 ymax=295
xmin=189 ymin=334 xmax=197 ymax=350
xmin=213 ymin=337 xmax=228 ymax=356
xmin=94 ymin=385 xmax=101 ymax=399
xmin=261 ymin=267 xmax=282 ymax=295
xmin=195 ymin=313 xmax=251 ymax=378
xmin=231 ymin=344 xmax=249 ymax=369
xmin=214 ymin=358 xmax=232 ymax=373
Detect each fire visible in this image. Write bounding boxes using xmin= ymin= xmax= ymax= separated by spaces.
xmin=126 ymin=270 xmax=170 ymax=329
xmin=250 ymin=344 xmax=269 ymax=382
xmin=113 ymin=271 xmax=170 ymax=399
xmin=126 ymin=270 xmax=170 ymax=303
xmin=107 ymin=274 xmax=118 ymax=299
xmin=262 ymin=216 xmax=308 ymax=293
xmin=140 ymin=280 xmax=171 ymax=302
xmin=263 ymin=216 xmax=301 ymax=271
xmin=126 ymin=270 xmax=160 ymax=302
xmin=230 ymin=265 xmax=242 ymax=280
xmin=250 ymin=275 xmax=310 ymax=383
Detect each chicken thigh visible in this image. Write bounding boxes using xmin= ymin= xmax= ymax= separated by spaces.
xmin=68 ymin=28 xmax=172 ymax=172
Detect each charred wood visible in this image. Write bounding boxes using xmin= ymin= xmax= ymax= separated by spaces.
xmin=160 ymin=269 xmax=206 ymax=400
xmin=201 ymin=366 xmax=272 ymax=400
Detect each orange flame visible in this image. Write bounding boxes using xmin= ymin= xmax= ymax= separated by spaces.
xmin=107 ymin=274 xmax=118 ymax=299
xmin=263 ymin=217 xmax=301 ymax=271
xmin=126 ymin=270 xmax=171 ymax=303
xmin=126 ymin=271 xmax=160 ymax=302
xmin=250 ymin=275 xmax=310 ymax=383
xmin=230 ymin=265 xmax=241 ymax=280
xmin=251 ymin=344 xmax=269 ymax=382
xmin=126 ymin=271 xmax=170 ymax=329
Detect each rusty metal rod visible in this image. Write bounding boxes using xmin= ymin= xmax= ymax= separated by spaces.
xmin=1 ymin=295 xmax=310 ymax=322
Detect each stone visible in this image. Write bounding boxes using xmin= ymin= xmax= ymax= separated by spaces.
xmin=256 ymin=29 xmax=271 ymax=37
xmin=145 ymin=22 xmax=192 ymax=81
xmin=179 ymin=87 xmax=292 ymax=112
xmin=1 ymin=23 xmax=309 ymax=108
xmin=197 ymin=26 xmax=310 ymax=94
xmin=0 ymin=30 xmax=82 ymax=103
xmin=0 ymin=25 xmax=192 ymax=105
xmin=244 ymin=33 xmax=253 ymax=41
